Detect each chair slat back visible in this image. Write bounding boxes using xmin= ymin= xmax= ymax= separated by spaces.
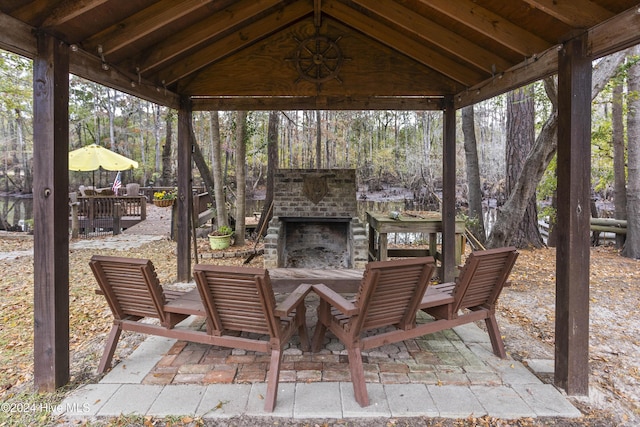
xmin=90 ymin=255 xmax=167 ymax=323
xmin=354 ymin=257 xmax=435 ymax=333
xmin=193 ymin=264 xmax=277 ymax=336
xmin=453 ymin=247 xmax=518 ymax=312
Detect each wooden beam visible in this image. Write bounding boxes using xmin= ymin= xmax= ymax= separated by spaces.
xmin=177 ymin=96 xmax=193 ymax=282
xmin=455 ymin=45 xmax=558 ymax=109
xmin=418 ymin=0 xmax=549 ymax=56
xmin=441 ymin=96 xmax=456 ymax=283
xmin=33 ymin=33 xmax=70 ymax=391
xmin=322 ymin=0 xmax=485 ymax=86
xmin=0 ymin=11 xmax=37 ymax=58
xmin=69 ymin=48 xmax=180 ymax=109
xmin=588 ymin=5 xmax=640 ymax=59
xmin=523 ymin=0 xmax=613 ymax=27
xmin=135 ymin=0 xmax=286 ymax=74
xmin=352 ymin=0 xmax=511 ymax=74
xmin=83 ymin=0 xmax=217 ymax=57
xmin=191 ymin=96 xmax=445 ymax=111
xmin=156 ymin=1 xmax=311 ymax=86
xmin=554 ymin=33 xmax=591 ymax=396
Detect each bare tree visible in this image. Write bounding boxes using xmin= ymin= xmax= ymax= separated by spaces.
xmin=210 ymin=111 xmax=228 ymax=228
xmin=622 ymin=46 xmax=640 ymax=259
xmin=234 ymin=111 xmax=247 ymax=246
xmin=487 ymin=51 xmax=627 ymax=248
xmin=461 ymin=105 xmax=486 ymax=244
xmin=612 ymin=83 xmax=627 ymax=249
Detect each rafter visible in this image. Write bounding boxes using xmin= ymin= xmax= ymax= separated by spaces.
xmin=419 ymin=0 xmax=549 ymax=57
xmin=42 ymin=0 xmax=109 ymax=27
xmin=353 ymin=0 xmax=511 ymax=74
xmin=522 ymin=0 xmax=613 ymax=27
xmin=154 ymin=1 xmax=311 ymax=86
xmin=323 ymin=0 xmax=484 ymax=86
xmin=83 ymin=0 xmax=216 ymax=57
xmin=135 ymin=0 xmax=285 ymax=75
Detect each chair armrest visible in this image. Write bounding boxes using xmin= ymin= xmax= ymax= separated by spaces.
xmin=419 ymin=286 xmax=455 ymax=309
xmin=312 ymin=284 xmax=358 ymax=316
xmin=274 ymin=283 xmax=312 ymax=317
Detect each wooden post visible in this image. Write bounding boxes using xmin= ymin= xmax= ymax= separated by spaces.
xmin=177 ymin=96 xmax=192 ymax=281
xmin=113 ymin=203 xmax=121 ymax=235
xmin=442 ymin=95 xmax=456 ymax=283
xmin=33 ymin=33 xmax=70 ymax=391
xmin=555 ymin=33 xmax=591 ymax=396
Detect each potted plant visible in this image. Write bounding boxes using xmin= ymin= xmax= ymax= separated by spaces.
xmin=153 ymin=190 xmax=176 ymax=207
xmin=208 ymin=225 xmax=233 ymax=250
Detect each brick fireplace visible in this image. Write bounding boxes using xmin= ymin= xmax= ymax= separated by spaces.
xmin=264 ymin=169 xmax=368 ymax=269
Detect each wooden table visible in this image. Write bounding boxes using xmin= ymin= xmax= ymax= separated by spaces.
xmin=366 ymin=211 xmax=465 ymax=265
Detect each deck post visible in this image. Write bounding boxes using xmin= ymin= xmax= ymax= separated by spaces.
xmin=33 ymin=33 xmax=70 ymax=390
xmin=555 ymin=33 xmax=591 ymax=396
xmin=177 ymin=96 xmax=192 ymax=281
xmin=442 ymin=95 xmax=457 ymax=283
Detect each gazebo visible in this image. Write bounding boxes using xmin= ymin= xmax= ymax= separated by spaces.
xmin=0 ymin=0 xmax=638 ymax=400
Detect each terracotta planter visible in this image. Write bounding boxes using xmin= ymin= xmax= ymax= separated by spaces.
xmin=208 ymin=234 xmax=232 ymax=250
xmin=153 ymin=199 xmax=174 ymax=207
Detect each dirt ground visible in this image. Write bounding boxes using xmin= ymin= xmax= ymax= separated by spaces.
xmin=0 ymin=229 xmax=638 ymax=426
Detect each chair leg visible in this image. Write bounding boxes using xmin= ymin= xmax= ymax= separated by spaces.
xmin=264 ymin=348 xmax=283 ymax=412
xmin=298 ymin=322 xmax=310 ymax=352
xmin=311 ymin=322 xmax=327 ymax=352
xmin=98 ymin=324 xmax=122 ymax=373
xmin=485 ymin=313 xmax=507 ymax=358
xmin=347 ymin=345 xmax=369 ymax=407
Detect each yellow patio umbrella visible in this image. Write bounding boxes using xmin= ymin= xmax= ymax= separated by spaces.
xmin=69 ymin=144 xmax=139 ymax=171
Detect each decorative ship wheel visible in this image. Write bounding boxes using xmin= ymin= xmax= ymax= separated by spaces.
xmin=293 ymin=35 xmax=344 ymax=84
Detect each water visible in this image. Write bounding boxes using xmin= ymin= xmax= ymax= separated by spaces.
xmin=0 ymin=196 xmax=33 ymax=232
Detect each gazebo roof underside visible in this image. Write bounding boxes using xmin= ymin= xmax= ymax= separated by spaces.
xmin=1 ymin=0 xmax=639 ymax=111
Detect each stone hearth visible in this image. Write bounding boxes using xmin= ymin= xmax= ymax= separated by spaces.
xmin=264 ymin=169 xmax=367 ymax=269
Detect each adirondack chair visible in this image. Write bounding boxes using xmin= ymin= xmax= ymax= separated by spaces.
xmin=192 ymin=264 xmax=311 ymax=412
xmin=91 ymin=256 xmax=311 ymax=412
xmin=310 ymin=257 xmax=436 ymax=407
xmin=418 ymin=246 xmax=519 ymax=359
xmin=89 ymin=255 xmax=203 ymax=374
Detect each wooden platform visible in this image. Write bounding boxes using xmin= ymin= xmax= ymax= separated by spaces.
xmin=269 ymin=268 xmax=364 ymax=293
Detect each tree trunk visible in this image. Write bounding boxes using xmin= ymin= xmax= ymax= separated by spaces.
xmin=612 ymin=83 xmax=627 ymax=249
xmin=487 ymin=51 xmax=627 ymax=248
xmin=190 ymin=127 xmax=215 ymax=208
xmin=234 ymin=111 xmax=247 ymax=246
xmin=210 ymin=111 xmax=228 ymax=228
xmin=161 ymin=110 xmax=173 ymax=186
xmin=505 ymin=85 xmax=543 ymax=249
xmin=461 ymin=105 xmax=487 ymax=245
xmin=622 ymin=46 xmax=640 ymax=258
xmin=255 ymin=111 xmax=278 ymax=237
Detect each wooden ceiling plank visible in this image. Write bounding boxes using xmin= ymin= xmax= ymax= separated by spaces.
xmin=155 ymin=1 xmax=312 ymax=86
xmin=11 ymin=0 xmax=50 ymax=22
xmin=84 ymin=0 xmax=216 ymax=57
xmin=522 ymin=0 xmax=614 ymax=28
xmin=419 ymin=0 xmax=549 ymax=56
xmin=137 ymin=0 xmax=285 ymax=74
xmin=323 ymin=0 xmax=484 ymax=86
xmin=353 ymin=0 xmax=511 ymax=74
xmin=43 ymin=0 xmax=109 ymax=27
xmin=588 ymin=4 xmax=640 ymax=59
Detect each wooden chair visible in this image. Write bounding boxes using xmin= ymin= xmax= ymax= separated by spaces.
xmin=418 ymin=246 xmax=519 ymax=359
xmin=193 ymin=264 xmax=311 ymax=412
xmin=91 ymin=257 xmax=311 ymax=412
xmin=89 ymin=255 xmax=202 ymax=374
xmin=311 ymin=257 xmax=436 ymax=407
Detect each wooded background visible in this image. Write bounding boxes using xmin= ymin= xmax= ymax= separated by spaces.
xmin=0 ymin=47 xmax=638 ymax=258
